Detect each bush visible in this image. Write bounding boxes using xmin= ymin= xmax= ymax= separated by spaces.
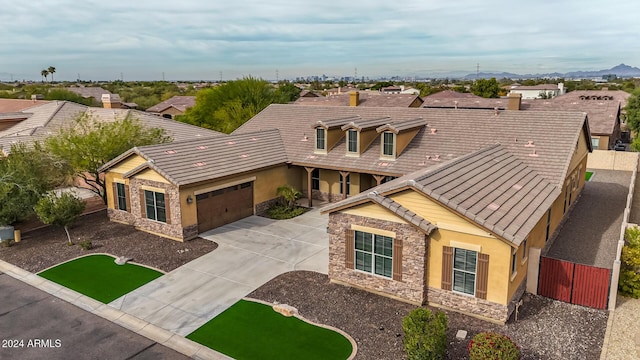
xmin=402 ymin=308 xmax=447 ymax=360
xmin=78 ymin=240 xmax=93 ymax=250
xmin=266 ymin=204 xmax=307 ymax=220
xmin=468 ymin=332 xmax=519 ymax=360
xmin=620 ymin=226 xmax=640 ymax=298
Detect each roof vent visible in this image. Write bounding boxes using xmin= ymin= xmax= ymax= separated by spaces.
xmin=454 ymin=101 xmax=458 ymax=109
xmin=512 ymin=184 xmax=523 ymax=190
xmin=226 ymin=141 xmax=236 ymax=145
xmin=307 ymin=155 xmax=317 ymax=159
xmin=425 ymin=155 xmax=431 ymax=160
xmin=251 ymin=137 xmax=258 ymax=141
xmin=433 ymin=154 xmax=440 ymax=161
xmin=196 ymin=145 xmax=208 ymax=150
xmin=529 ymin=150 xmax=539 ymax=157
xmin=239 ymin=154 xmax=249 ymax=158
xmin=494 ymin=107 xmax=499 ymax=115
xmin=487 ymin=203 xmax=500 ymax=211
xmin=378 ymin=162 xmax=389 ymax=167
xmin=301 ymin=133 xmax=309 ymax=141
xmin=194 ymin=161 xmax=207 ymax=167
xmin=514 ymin=137 xmax=517 ymax=143
xmin=164 ymin=150 xmax=177 ymax=154
xmin=525 ymin=140 xmax=535 ymax=147
xmin=430 ymin=128 xmax=437 ymax=134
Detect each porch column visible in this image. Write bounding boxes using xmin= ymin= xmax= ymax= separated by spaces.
xmin=340 ymin=171 xmax=350 ymax=200
xmin=304 ymin=167 xmax=315 ymax=208
xmin=373 ymin=174 xmax=386 ymax=186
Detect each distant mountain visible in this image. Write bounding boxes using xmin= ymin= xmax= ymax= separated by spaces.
xmin=461 ymin=64 xmax=640 ymax=80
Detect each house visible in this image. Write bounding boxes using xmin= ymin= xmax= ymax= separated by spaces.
xmin=508 ymin=83 xmax=565 ymax=99
xmin=100 ymin=104 xmax=591 ymax=323
xmin=146 ymin=96 xmax=196 ymax=119
xmin=295 ymin=91 xmax=424 ymax=108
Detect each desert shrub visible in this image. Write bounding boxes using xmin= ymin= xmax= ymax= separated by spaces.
xmin=402 ymin=308 xmax=447 ymax=360
xmin=78 ymin=240 xmax=93 ymax=250
xmin=620 ymin=226 xmax=640 ymax=298
xmin=267 ymin=204 xmax=307 ymax=220
xmin=468 ymin=332 xmax=519 ymax=360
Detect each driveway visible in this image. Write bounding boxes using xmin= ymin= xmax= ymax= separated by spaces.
xmin=109 ymin=208 xmax=329 ymax=336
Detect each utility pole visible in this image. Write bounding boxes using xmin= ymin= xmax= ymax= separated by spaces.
xmin=219 ymin=71 xmax=222 ymax=82
xmin=162 ymin=72 xmax=165 ymax=81
xmin=120 ymin=72 xmax=124 ymax=81
xmin=276 ymin=69 xmax=279 ymax=82
xmin=476 ymin=63 xmax=479 ymax=80
xmin=354 ymin=67 xmax=357 ymax=82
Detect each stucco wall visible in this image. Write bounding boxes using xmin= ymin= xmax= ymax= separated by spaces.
xmin=587 ymin=150 xmax=639 ymax=171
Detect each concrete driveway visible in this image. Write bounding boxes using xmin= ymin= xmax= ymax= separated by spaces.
xmin=109 ymin=208 xmax=328 ymax=336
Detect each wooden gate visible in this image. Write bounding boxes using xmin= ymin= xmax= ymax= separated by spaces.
xmin=538 ymin=256 xmax=611 ymax=309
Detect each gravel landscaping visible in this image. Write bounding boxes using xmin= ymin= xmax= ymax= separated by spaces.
xmin=0 ymin=210 xmax=217 ymax=273
xmin=250 ymin=271 xmax=608 ymax=360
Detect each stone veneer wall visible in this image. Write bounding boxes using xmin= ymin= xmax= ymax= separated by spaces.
xmin=313 ymin=190 xmax=345 ymax=203
xmin=127 ymin=178 xmax=185 ymax=241
xmin=255 ymin=197 xmax=281 ymax=214
xmin=328 ymin=212 xmax=428 ymax=304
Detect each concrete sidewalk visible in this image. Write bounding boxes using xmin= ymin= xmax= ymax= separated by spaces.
xmin=110 ymin=208 xmax=329 ymax=336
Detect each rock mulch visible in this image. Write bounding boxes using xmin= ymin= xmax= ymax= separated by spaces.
xmin=250 ymin=271 xmax=608 ymax=360
xmin=0 ymin=211 xmax=217 ymax=273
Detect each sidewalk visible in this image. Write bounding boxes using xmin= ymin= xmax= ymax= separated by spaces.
xmin=601 ymin=295 xmax=640 ymax=359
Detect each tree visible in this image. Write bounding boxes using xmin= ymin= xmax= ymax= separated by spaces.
xmin=471 ymin=78 xmax=500 ymax=98
xmin=276 ymin=185 xmax=302 ymax=209
xmin=34 ymin=192 xmax=85 ymax=245
xmin=275 ymin=81 xmax=301 ymax=103
xmin=41 ymin=69 xmax=49 ymax=83
xmin=45 ymin=89 xmax=93 ymax=105
xmin=47 ymin=66 xmax=56 ymax=83
xmin=626 ymin=89 xmax=640 ymax=134
xmin=0 ymin=143 xmax=68 ymax=225
xmin=44 ymin=115 xmax=171 ymax=203
xmin=179 ymin=77 xmax=285 ymax=133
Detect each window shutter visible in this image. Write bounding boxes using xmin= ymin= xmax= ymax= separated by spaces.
xmin=441 ymin=246 xmax=453 ymax=291
xmin=164 ymin=195 xmax=171 ymax=224
xmin=140 ymin=191 xmax=146 ymax=218
xmin=124 ymin=185 xmax=131 ymax=212
xmin=392 ymin=237 xmax=403 ymax=281
xmin=112 ymin=183 xmax=118 ymax=210
xmin=345 ymin=229 xmax=354 ymax=269
xmin=476 ymin=253 xmax=490 ymax=300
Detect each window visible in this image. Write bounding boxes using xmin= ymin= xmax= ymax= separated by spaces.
xmin=115 ymin=183 xmax=127 ymax=211
xmin=522 ymin=238 xmax=528 ymax=260
xmin=382 ymin=132 xmax=395 ymax=156
xmin=453 ymin=248 xmax=477 ymax=295
xmin=347 ymin=129 xmax=358 ymax=153
xmin=311 ymin=169 xmax=320 ymax=190
xmin=340 ymin=174 xmax=350 ymax=195
xmin=381 ymin=176 xmax=397 ymax=184
xmin=511 ymin=250 xmax=517 ymax=276
xmin=591 ymin=137 xmax=599 ymax=150
xmin=545 ymin=210 xmax=552 ymax=241
xmin=315 ymin=128 xmax=326 ymax=151
xmin=354 ymin=231 xmax=393 ymax=278
xmin=144 ymin=190 xmax=166 ymax=223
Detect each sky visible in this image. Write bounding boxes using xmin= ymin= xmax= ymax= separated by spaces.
xmin=1 ymin=0 xmax=638 ymax=81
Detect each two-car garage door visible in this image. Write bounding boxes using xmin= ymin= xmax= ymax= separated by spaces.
xmin=196 ymin=182 xmax=254 ymax=233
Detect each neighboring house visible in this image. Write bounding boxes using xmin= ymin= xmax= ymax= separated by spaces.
xmin=295 ymin=92 xmax=424 ymax=108
xmin=99 ymin=104 xmax=590 ymax=323
xmin=509 ymin=83 xmax=565 ymax=99
xmin=380 ymin=85 xmax=420 ymax=95
xmin=146 ymin=96 xmax=196 ymax=119
xmin=0 ymin=99 xmax=50 ymax=132
xmin=299 ymin=90 xmax=319 ymax=98
xmin=0 ymin=100 xmax=221 ymax=156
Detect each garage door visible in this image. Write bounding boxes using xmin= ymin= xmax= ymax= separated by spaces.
xmin=196 ymin=182 xmax=254 ymax=232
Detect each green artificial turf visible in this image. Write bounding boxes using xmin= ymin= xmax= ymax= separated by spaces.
xmin=187 ymin=300 xmax=353 ymax=360
xmin=585 ymin=171 xmax=594 ymax=181
xmin=38 ymin=254 xmax=163 ymax=303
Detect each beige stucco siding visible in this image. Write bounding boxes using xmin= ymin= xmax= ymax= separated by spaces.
xmin=109 ymin=154 xmax=147 ymax=174
xmin=341 ymin=202 xmax=409 ymax=224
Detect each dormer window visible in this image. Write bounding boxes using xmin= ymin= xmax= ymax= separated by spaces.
xmin=315 ymin=128 xmax=326 ymax=151
xmin=347 ymin=129 xmax=358 ymax=154
xmin=382 ymin=131 xmax=395 ymax=157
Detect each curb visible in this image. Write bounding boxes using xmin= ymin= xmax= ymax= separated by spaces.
xmin=600 ymin=309 xmax=615 ymax=360
xmin=0 ymin=259 xmax=232 ymax=360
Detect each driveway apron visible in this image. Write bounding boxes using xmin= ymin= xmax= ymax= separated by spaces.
xmin=109 ymin=208 xmax=329 ymax=336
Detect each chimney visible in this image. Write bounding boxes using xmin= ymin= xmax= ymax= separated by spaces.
xmin=507 ymin=93 xmax=522 ymax=111
xmin=350 ymin=91 xmax=360 ymax=107
xmin=558 ymin=82 xmax=565 ymax=95
xmin=101 ymin=94 xmax=122 ymax=109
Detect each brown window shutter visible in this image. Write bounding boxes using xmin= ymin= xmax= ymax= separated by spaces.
xmin=476 ymin=253 xmax=490 ymax=300
xmin=441 ymin=246 xmax=453 ymax=291
xmin=124 ymin=185 xmax=131 ymax=212
xmin=112 ymin=182 xmax=118 ymax=210
xmin=345 ymin=229 xmax=355 ymax=269
xmin=140 ymin=191 xmax=146 ymax=218
xmin=392 ymin=237 xmax=403 ymax=281
xmin=164 ymin=195 xmax=171 ymax=224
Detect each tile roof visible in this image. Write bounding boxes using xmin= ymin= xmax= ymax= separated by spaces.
xmin=65 ymin=87 xmax=112 ymax=99
xmin=0 ymin=101 xmax=223 ymax=154
xmin=295 ymin=93 xmax=423 ymax=107
xmin=321 ymin=144 xmax=559 ymax=245
xmin=146 ymin=96 xmax=196 ymax=113
xmin=366 ymin=192 xmax=437 ymax=234
xmin=235 ymin=104 xmax=589 ymax=188
xmin=100 ymin=129 xmax=286 ymax=186
xmin=0 ymin=99 xmax=50 ymax=113
xmin=510 ymin=84 xmax=559 ymax=91
xmin=424 ymin=90 xmax=481 ymax=99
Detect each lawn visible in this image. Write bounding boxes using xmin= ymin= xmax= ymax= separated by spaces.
xmin=187 ymin=300 xmax=353 ymax=360
xmin=585 ymin=171 xmax=594 ymax=181
xmin=38 ymin=254 xmax=163 ymax=303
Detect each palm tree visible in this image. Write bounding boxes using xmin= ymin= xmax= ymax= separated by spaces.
xmin=276 ymin=185 xmax=302 ymax=209
xmin=41 ymin=69 xmax=49 ymax=83
xmin=47 ymin=66 xmax=56 ymax=83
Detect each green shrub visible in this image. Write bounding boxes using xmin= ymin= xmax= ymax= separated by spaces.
xmin=468 ymin=332 xmax=519 ymax=360
xmin=78 ymin=240 xmax=93 ymax=251
xmin=620 ymin=226 xmax=640 ymax=298
xmin=402 ymin=308 xmax=447 ymax=360
xmin=267 ymin=204 xmax=307 ymax=220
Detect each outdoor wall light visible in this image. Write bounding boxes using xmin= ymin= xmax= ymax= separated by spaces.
xmin=186 ymin=195 xmax=193 ymax=204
